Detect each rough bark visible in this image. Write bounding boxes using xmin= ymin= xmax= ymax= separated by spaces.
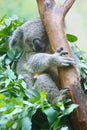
xmin=36 ymin=0 xmax=87 ymax=130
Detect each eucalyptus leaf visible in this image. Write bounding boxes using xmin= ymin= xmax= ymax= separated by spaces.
xmin=0 ymin=54 xmax=6 ymax=67
xmin=57 ymin=102 xmax=65 ymax=111
xmin=12 ymin=122 xmax=18 ymax=129
xmin=66 ymin=34 xmax=78 ymax=42
xmin=25 ymin=89 xmax=40 ymax=98
xmin=84 ymin=82 xmax=87 ymax=90
xmin=5 ymin=58 xmax=11 ymax=65
xmin=7 ymin=50 xmax=15 ymax=61
xmin=40 ymin=90 xmax=47 ymax=99
xmin=44 ymin=107 xmax=58 ymax=125
xmin=60 ymin=126 xmax=69 ymax=130
xmin=4 ymin=66 xmax=16 ymax=80
xmin=22 ymin=117 xmax=32 ymax=130
xmin=5 ymin=18 xmax=11 ymax=26
xmin=10 ymin=15 xmax=19 ymax=21
xmin=63 ymin=104 xmax=79 ymax=116
xmin=0 ymin=94 xmax=5 ymax=99
xmin=5 ymin=79 xmax=11 ymax=87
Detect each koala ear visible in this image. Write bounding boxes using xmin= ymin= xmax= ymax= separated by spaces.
xmin=9 ymin=27 xmax=23 ymax=49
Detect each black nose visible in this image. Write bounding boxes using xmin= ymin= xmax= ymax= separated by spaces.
xmin=33 ymin=39 xmax=43 ymax=52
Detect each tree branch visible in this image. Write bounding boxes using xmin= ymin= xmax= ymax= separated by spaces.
xmin=63 ymin=0 xmax=75 ymax=15
xmin=36 ymin=0 xmax=87 ymax=130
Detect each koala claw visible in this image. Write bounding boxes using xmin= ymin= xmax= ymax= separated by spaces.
xmin=56 ymin=47 xmax=63 ymax=53
xmin=56 ymin=47 xmax=68 ymax=56
xmin=52 ymin=88 xmax=70 ymax=104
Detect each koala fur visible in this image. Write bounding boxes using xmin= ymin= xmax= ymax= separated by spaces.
xmin=9 ymin=17 xmax=75 ymax=104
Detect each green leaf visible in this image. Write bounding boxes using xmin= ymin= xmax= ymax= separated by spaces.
xmin=4 ymin=66 xmax=16 ymax=80
xmin=22 ymin=117 xmax=32 ymax=130
xmin=0 ymin=23 xmax=12 ymax=37
xmin=7 ymin=50 xmax=15 ymax=61
xmin=0 ymin=101 xmax=5 ymax=107
xmin=17 ymin=79 xmax=27 ymax=89
xmin=18 ymin=109 xmax=28 ymax=119
xmin=84 ymin=82 xmax=87 ymax=91
xmin=51 ymin=118 xmax=61 ymax=130
xmin=63 ymin=104 xmax=79 ymax=116
xmin=29 ymin=97 xmax=40 ymax=103
xmin=56 ymin=102 xmax=65 ymax=111
xmin=0 ymin=54 xmax=6 ymax=67
xmin=0 ymin=94 xmax=5 ymax=99
xmin=11 ymin=97 xmax=23 ymax=106
xmin=40 ymin=90 xmax=47 ymax=99
xmin=7 ymin=107 xmax=22 ymax=115
xmin=5 ymin=58 xmax=11 ymax=65
xmin=25 ymin=89 xmax=40 ymax=98
xmin=12 ymin=122 xmax=18 ymax=129
xmin=66 ymin=34 xmax=78 ymax=42
xmin=60 ymin=126 xmax=69 ymax=130
xmin=18 ymin=74 xmax=24 ymax=80
xmin=5 ymin=79 xmax=12 ymax=87
xmin=44 ymin=107 xmax=58 ymax=125
xmin=5 ymin=18 xmax=11 ymax=26
xmin=10 ymin=15 xmax=19 ymax=21
xmin=80 ymin=62 xmax=87 ymax=69
xmin=0 ymin=14 xmax=7 ymax=22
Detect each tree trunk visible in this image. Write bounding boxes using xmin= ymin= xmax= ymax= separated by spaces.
xmin=36 ymin=0 xmax=87 ymax=130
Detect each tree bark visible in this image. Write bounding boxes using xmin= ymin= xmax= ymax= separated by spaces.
xmin=36 ymin=0 xmax=87 ymax=130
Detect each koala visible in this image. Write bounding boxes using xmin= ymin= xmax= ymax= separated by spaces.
xmin=9 ymin=17 xmax=75 ymax=104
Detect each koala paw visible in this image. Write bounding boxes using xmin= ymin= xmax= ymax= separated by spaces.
xmin=57 ymin=88 xmax=70 ymax=101
xmin=56 ymin=47 xmax=68 ymax=56
xmin=52 ymin=88 xmax=70 ymax=104
xmin=54 ymin=47 xmax=76 ymax=67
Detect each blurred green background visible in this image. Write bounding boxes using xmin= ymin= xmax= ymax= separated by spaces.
xmin=0 ymin=0 xmax=87 ymax=54
xmin=0 ymin=0 xmax=39 ymax=19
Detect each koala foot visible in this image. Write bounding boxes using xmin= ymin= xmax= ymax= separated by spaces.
xmin=52 ymin=88 xmax=70 ymax=104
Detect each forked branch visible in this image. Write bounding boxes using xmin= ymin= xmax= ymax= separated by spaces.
xmin=63 ymin=0 xmax=75 ymax=15
xmin=36 ymin=0 xmax=87 ymax=130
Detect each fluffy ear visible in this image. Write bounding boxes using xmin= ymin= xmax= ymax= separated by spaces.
xmin=9 ymin=27 xmax=23 ymax=49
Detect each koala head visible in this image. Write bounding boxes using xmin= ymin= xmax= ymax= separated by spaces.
xmin=9 ymin=17 xmax=50 ymax=53
xmin=21 ymin=17 xmax=49 ymax=52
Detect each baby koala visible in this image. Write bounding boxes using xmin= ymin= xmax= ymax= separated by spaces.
xmin=9 ymin=17 xmax=75 ymax=104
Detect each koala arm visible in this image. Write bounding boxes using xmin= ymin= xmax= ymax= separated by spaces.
xmin=28 ymin=50 xmax=75 ymax=73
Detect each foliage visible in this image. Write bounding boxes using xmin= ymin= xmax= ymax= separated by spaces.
xmin=0 ymin=14 xmax=24 ymax=54
xmin=67 ymin=35 xmax=87 ymax=93
xmin=0 ymin=55 xmax=78 ymax=130
xmin=66 ymin=34 xmax=78 ymax=43
xmin=0 ymin=15 xmax=86 ymax=130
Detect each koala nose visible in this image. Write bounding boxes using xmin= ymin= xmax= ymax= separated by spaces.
xmin=33 ymin=39 xmax=43 ymax=52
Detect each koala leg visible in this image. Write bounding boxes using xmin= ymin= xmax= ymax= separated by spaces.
xmin=33 ymin=74 xmax=68 ymax=104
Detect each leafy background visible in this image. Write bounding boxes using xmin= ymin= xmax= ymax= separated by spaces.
xmin=0 ymin=0 xmax=87 ymax=55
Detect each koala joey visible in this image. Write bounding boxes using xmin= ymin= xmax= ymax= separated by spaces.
xmin=9 ymin=17 xmax=75 ymax=104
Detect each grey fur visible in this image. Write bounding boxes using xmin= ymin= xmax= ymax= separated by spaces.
xmin=9 ymin=17 xmax=75 ymax=104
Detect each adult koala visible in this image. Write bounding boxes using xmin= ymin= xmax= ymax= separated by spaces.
xmin=9 ymin=17 xmax=75 ymax=104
